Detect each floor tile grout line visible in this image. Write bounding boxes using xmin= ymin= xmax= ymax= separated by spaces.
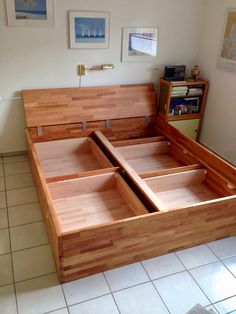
xmin=2 ymin=152 xmax=27 ymax=158
xmin=221 ymin=259 xmax=236 ymax=280
xmin=42 ymin=306 xmax=69 ymax=314
xmin=4 ymin=170 xmax=31 ymax=176
xmin=3 ymin=159 xmax=29 ymax=164
xmin=206 ymin=241 xmax=236 ymax=263
xmin=141 ymin=259 xmax=188 ymax=281
xmin=61 ymin=272 xmax=175 ymax=311
xmin=206 ymin=305 xmax=219 ymax=314
xmin=42 ymin=307 xmax=69 ymax=314
xmin=64 ymin=292 xmax=112 ymax=309
xmin=2 ymin=159 xmax=56 ymax=312
xmin=103 ymin=279 xmax=151 ymax=294
xmin=9 ymin=219 xmax=45 ymax=230
xmin=3 ymin=158 xmax=28 ymax=164
xmin=213 ymin=293 xmax=236 ymax=306
xmin=174 ymin=252 xmax=213 ymax=307
xmin=6 ymin=199 xmax=40 ymax=209
xmin=8 ymin=241 xmax=50 ymax=255
xmin=103 ymin=272 xmax=121 ymax=314
xmin=9 ymin=220 xmax=44 ymax=229
xmin=2 ymin=163 xmax=19 ymax=314
xmin=187 ymin=245 xmax=236 ymax=303
xmin=139 ymin=261 xmax=171 ymax=314
xmin=7 ymin=200 xmax=40 ymax=209
xmin=172 ymin=255 xmax=221 ymax=272
xmin=14 ymin=271 xmax=57 ymax=285
xmin=60 ymin=281 xmax=69 ymax=311
xmin=206 ymin=243 xmax=224 ymax=260
xmin=5 ymin=184 xmax=35 ymax=192
xmin=8 ymin=218 xmax=44 ymax=229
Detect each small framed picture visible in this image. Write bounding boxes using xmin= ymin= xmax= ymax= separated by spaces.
xmin=218 ymin=8 xmax=236 ymax=71
xmin=69 ymin=11 xmax=110 ymax=49
xmin=122 ymin=27 xmax=158 ymax=62
xmin=6 ymin=0 xmax=54 ymax=27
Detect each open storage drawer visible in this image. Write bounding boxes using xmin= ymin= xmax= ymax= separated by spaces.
xmin=114 ymin=138 xmax=199 ymax=176
xmin=144 ymin=169 xmax=235 ymax=211
xmin=22 ymin=83 xmax=236 ymax=282
xmin=48 ymin=172 xmax=148 ymax=232
xmin=35 ymin=137 xmax=114 ymax=179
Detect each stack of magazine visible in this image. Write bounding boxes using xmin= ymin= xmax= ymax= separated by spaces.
xmin=188 ymin=86 xmax=203 ymax=96
xmin=171 ymin=86 xmax=188 ymax=97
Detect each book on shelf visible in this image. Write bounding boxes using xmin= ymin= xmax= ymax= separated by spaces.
xmin=171 ymin=87 xmax=204 ymax=97
xmin=169 ymin=97 xmax=200 ymax=115
xmin=187 ymin=85 xmax=204 ymax=96
xmin=171 ymin=86 xmax=188 ymax=97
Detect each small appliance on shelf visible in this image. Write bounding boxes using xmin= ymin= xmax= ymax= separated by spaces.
xmin=164 ymin=65 xmax=186 ymax=81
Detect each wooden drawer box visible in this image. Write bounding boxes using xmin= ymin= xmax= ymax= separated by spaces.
xmin=22 ymin=83 xmax=236 ymax=282
xmin=144 ymin=169 xmax=234 ymax=211
xmin=34 ymin=137 xmax=114 ymax=179
xmin=115 ymin=139 xmax=198 ymax=176
xmin=48 ymin=172 xmax=148 ymax=233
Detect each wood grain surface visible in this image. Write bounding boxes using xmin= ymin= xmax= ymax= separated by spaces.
xmin=35 ymin=137 xmax=114 ymax=178
xmin=24 ymin=83 xmax=236 ymax=283
xmin=23 ymin=84 xmax=156 ymax=127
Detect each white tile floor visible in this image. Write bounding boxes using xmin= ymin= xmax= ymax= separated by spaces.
xmin=1 ymin=154 xmax=236 ymax=314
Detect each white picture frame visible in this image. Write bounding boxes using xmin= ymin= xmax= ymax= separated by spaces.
xmin=6 ymin=0 xmax=54 ymax=27
xmin=122 ymin=27 xmax=158 ymax=62
xmin=218 ymin=8 xmax=236 ymax=71
xmin=69 ymin=11 xmax=110 ymax=49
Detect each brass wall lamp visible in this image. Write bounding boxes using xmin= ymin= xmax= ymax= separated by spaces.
xmin=78 ymin=64 xmax=114 ymax=76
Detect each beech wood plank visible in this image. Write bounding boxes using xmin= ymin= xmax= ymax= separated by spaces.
xmin=115 ymin=141 xmax=198 ymax=174
xmin=94 ymin=130 xmax=164 ymax=212
xmin=144 ymin=169 xmax=232 ymax=210
xmin=27 ymin=117 xmax=157 ymax=143
xmin=48 ymin=173 xmax=148 ymax=233
xmin=112 ymin=136 xmax=166 ymax=147
xmin=140 ymin=164 xmax=203 ymax=178
xmin=46 ymin=167 xmax=119 ymax=184
xmin=60 ymin=196 xmax=236 ymax=281
xmin=35 ymin=137 xmax=113 ymax=178
xmin=26 ymin=130 xmax=62 ymax=274
xmin=23 ymin=84 xmax=156 ymax=127
xmin=156 ymin=117 xmax=236 ymax=185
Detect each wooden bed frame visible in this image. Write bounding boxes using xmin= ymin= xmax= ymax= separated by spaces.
xmin=22 ymin=83 xmax=236 ymax=282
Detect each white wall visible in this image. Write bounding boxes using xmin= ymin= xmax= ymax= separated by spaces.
xmin=0 ymin=0 xmax=206 ymax=153
xmin=198 ymin=0 xmax=236 ymax=165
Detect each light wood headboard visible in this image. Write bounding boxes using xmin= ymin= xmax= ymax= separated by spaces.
xmin=22 ymin=84 xmax=156 ymax=127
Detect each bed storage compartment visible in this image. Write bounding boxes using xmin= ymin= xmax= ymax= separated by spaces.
xmin=115 ymin=139 xmax=199 ymax=176
xmin=48 ymin=172 xmax=148 ymax=233
xmin=35 ymin=137 xmax=114 ymax=178
xmin=144 ymin=169 xmax=234 ymax=210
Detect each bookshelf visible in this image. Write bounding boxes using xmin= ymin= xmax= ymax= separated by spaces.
xmin=157 ymin=79 xmax=209 ymax=140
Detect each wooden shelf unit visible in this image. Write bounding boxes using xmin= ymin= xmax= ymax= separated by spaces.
xmin=157 ymin=79 xmax=209 ymax=140
xmin=22 ymin=83 xmax=236 ymax=283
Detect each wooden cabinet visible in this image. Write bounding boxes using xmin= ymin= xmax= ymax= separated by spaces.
xmin=157 ymin=79 xmax=208 ymax=140
xmin=22 ymin=83 xmax=236 ymax=283
xmin=169 ymin=119 xmax=200 ymax=140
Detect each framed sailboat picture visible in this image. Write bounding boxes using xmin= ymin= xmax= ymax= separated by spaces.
xmin=69 ymin=11 xmax=110 ymax=49
xmin=6 ymin=0 xmax=54 ymax=27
